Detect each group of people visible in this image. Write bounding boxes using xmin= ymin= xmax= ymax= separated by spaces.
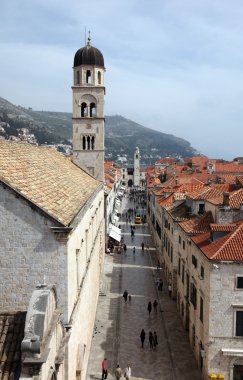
xmin=102 ymin=359 xmax=131 ymax=380
xmin=147 ymin=300 xmax=158 ymax=315
xmin=140 ymin=329 xmax=158 ymax=350
xmin=122 ymin=289 xmax=132 ymax=303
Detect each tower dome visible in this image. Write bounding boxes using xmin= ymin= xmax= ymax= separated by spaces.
xmin=73 ymin=36 xmax=104 ymax=68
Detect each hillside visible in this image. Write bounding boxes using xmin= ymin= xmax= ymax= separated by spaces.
xmin=0 ymin=97 xmax=198 ymax=163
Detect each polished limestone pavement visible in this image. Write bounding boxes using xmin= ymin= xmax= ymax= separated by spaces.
xmin=86 ymin=195 xmax=201 ymax=380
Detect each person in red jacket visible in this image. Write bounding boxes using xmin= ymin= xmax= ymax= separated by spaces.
xmin=102 ymin=358 xmax=108 ymax=380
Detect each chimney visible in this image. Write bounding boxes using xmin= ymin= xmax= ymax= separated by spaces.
xmin=223 ymin=192 xmax=230 ymax=206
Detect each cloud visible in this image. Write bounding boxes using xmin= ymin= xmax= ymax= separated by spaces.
xmin=0 ymin=0 xmax=243 ymax=159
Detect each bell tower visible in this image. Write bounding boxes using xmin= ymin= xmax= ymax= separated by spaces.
xmin=72 ymin=34 xmax=105 ymax=182
xmin=134 ymin=146 xmax=140 ymax=188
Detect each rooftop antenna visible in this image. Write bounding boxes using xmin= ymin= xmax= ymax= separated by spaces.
xmin=85 ymin=26 xmax=87 ymax=45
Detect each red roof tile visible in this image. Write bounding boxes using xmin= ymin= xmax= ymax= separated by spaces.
xmin=0 ymin=312 xmax=26 ymax=379
xmin=192 ymin=222 xmax=243 ymax=261
xmin=179 ymin=211 xmax=214 ymax=234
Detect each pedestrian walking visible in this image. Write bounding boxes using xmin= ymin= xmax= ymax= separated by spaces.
xmin=141 ymin=242 xmax=144 ymax=251
xmin=159 ymin=279 xmax=163 ymax=291
xmin=128 ymin=294 xmax=132 ymax=303
xmin=153 ymin=299 xmax=158 ymax=312
xmin=124 ymin=364 xmax=131 ymax=380
xmin=168 ymin=283 xmax=172 ymax=297
xmin=140 ymin=328 xmax=145 ymax=348
xmin=114 ymin=364 xmax=122 ymax=380
xmin=157 ymin=260 xmax=160 ymax=269
xmin=133 ymin=247 xmax=135 ymax=254
xmin=147 ymin=301 xmax=152 ymax=315
xmin=101 ymin=358 xmax=108 ymax=380
xmin=123 ymin=290 xmax=128 ymax=302
xmin=153 ymin=331 xmax=158 ymax=350
xmin=149 ymin=331 xmax=154 ymax=349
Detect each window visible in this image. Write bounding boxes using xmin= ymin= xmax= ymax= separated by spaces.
xmin=198 ymin=203 xmax=205 ymax=214
xmin=170 ymin=246 xmax=173 ymax=262
xmin=90 ymin=102 xmax=96 ymax=117
xmin=86 ymin=70 xmax=91 ymax=83
xmin=190 ymin=283 xmax=197 ymax=309
xmin=98 ymin=71 xmax=101 ymax=84
xmin=183 ymin=240 xmax=185 ymax=250
xmin=182 ymin=264 xmax=185 ymax=284
xmin=77 ymin=70 xmax=80 ymax=84
xmin=192 ymin=255 xmax=198 ymax=268
xmin=200 ymin=266 xmax=204 ymax=279
xmin=192 ymin=325 xmax=196 ymax=346
xmin=237 ymin=277 xmax=243 ymax=289
xmin=178 ymin=258 xmax=181 ymax=276
xmin=235 ymin=310 xmax=243 ymax=336
xmin=179 ymin=235 xmax=181 ymax=244
xmin=81 ymin=102 xmax=88 ymax=117
xmin=200 ymin=297 xmax=204 ymax=322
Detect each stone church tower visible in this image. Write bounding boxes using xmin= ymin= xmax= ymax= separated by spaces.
xmin=72 ymin=35 xmax=105 ymax=182
xmin=133 ymin=146 xmax=140 ymax=187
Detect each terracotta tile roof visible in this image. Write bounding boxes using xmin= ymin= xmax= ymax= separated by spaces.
xmin=179 ymin=211 xmax=214 ymax=234
xmin=207 ymin=189 xmax=243 ymax=208
xmin=192 ymin=223 xmax=243 ymax=261
xmin=191 ymin=156 xmax=208 ymax=168
xmin=211 ymin=184 xmax=234 ymax=192
xmin=159 ymin=194 xmax=174 ymax=208
xmin=210 ymin=224 xmax=237 ymax=232
xmin=176 ymin=183 xmax=205 ymax=194
xmin=230 ymin=189 xmax=243 ymax=208
xmin=155 ymin=157 xmax=178 ymax=165
xmin=236 ymin=175 xmax=243 ymax=186
xmin=0 ymin=312 xmax=26 ymax=379
xmin=213 ymin=163 xmax=243 ymax=173
xmin=217 ymin=174 xmax=237 ymax=184
xmin=188 ymin=186 xmax=223 ymax=201
xmin=0 ymin=141 xmax=101 ymax=226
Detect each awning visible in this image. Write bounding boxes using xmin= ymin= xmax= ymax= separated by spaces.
xmin=108 ymin=224 xmax=121 ymax=242
xmin=120 ymin=186 xmax=126 ymax=190
xmin=222 ymin=348 xmax=243 ymax=356
xmin=115 ymin=199 xmax=121 ymax=205
xmin=117 ymin=191 xmax=124 ymax=197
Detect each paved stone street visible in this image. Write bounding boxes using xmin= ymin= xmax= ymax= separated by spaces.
xmin=86 ymin=195 xmax=201 ymax=380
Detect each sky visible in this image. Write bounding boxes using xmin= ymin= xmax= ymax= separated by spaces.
xmin=1 ymin=0 xmax=243 ymax=160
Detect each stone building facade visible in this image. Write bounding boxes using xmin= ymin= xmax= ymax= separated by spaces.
xmin=0 ymin=141 xmax=105 ymax=379
xmin=147 ymin=169 xmax=243 ymax=380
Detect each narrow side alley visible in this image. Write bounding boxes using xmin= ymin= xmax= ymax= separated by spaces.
xmin=86 ymin=193 xmax=201 ymax=380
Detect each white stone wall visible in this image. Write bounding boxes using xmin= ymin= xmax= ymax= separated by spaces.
xmin=0 ymin=183 xmax=105 ymax=380
xmin=206 ymin=263 xmax=243 ymax=380
xmin=0 ymin=184 xmax=67 ymax=315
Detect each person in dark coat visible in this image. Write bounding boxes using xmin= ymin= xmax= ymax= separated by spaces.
xmin=140 ymin=328 xmax=146 ymax=348
xmin=123 ymin=290 xmax=128 ymax=302
xmin=149 ymin=331 xmax=154 ymax=349
xmin=153 ymin=331 xmax=158 ymax=350
xmin=147 ymin=301 xmax=152 ymax=315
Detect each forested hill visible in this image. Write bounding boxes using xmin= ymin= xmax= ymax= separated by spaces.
xmin=0 ymin=97 xmax=198 ymax=163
